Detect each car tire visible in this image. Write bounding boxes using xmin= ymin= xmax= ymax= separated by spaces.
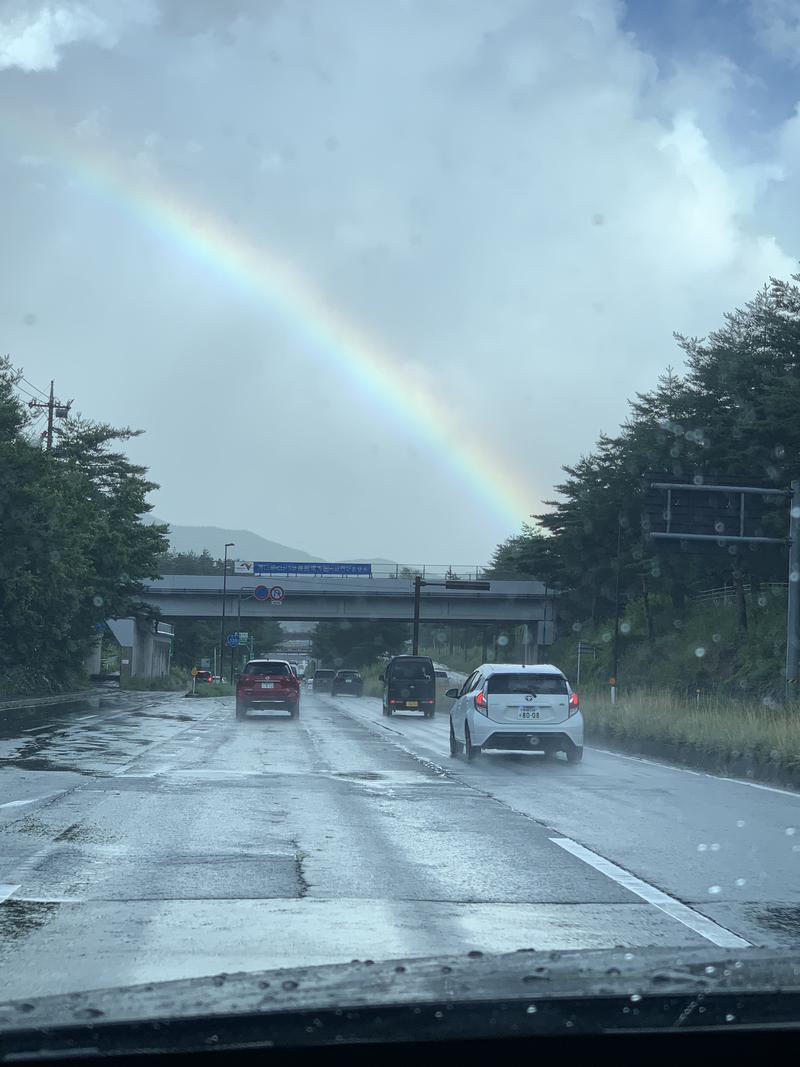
xmin=566 ymin=744 xmax=583 ymax=764
xmin=235 ymin=699 xmax=247 ymax=720
xmin=449 ymin=719 xmax=463 ymax=757
xmin=464 ymin=724 xmax=480 ymax=762
xmin=289 ymin=700 xmax=299 ymax=719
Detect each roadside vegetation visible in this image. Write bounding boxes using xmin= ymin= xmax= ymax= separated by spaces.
xmin=121 ymin=667 xmax=190 ymax=692
xmin=483 ymin=273 xmax=800 ymax=777
xmin=0 ymin=358 xmax=168 ymax=700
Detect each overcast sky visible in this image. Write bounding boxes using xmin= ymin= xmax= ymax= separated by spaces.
xmin=2 ymin=0 xmax=800 ymax=564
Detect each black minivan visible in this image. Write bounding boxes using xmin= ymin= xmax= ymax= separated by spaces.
xmin=381 ymin=655 xmax=436 ymax=718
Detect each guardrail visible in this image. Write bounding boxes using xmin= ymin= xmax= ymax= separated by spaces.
xmin=691 ymin=581 xmax=788 ymax=605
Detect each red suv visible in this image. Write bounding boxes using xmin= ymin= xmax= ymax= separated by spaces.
xmin=236 ymin=660 xmax=301 ymax=720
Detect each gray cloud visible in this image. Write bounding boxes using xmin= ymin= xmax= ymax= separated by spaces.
xmin=1 ymin=0 xmax=797 ymax=561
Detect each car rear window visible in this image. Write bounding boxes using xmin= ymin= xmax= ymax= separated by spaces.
xmin=389 ymin=659 xmax=434 ymax=681
xmin=243 ymin=661 xmax=291 ymax=676
xmin=315 ymin=670 xmax=335 ymax=678
xmin=487 ymin=673 xmax=568 ymax=695
xmin=337 ymin=671 xmax=359 ymax=679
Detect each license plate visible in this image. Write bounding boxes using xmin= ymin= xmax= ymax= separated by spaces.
xmin=517 ymin=709 xmax=540 ymax=720
xmin=261 ymin=682 xmax=275 ymax=689
xmin=345 ymin=679 xmax=352 ymax=684
xmin=406 ymin=700 xmax=418 ymax=708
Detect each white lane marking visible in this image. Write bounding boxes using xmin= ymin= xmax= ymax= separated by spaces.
xmin=550 ymin=836 xmax=750 ymax=949
xmin=590 ymin=746 xmax=800 ymax=797
xmin=717 ymin=777 xmax=800 ymax=799
xmin=0 ymin=794 xmax=60 ymax=810
xmin=0 ymin=885 xmax=20 ymax=903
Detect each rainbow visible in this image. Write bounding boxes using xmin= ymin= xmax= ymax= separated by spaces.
xmin=3 ymin=110 xmax=534 ymax=529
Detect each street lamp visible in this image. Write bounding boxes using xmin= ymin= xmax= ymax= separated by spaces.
xmin=219 ymin=542 xmax=234 ymax=683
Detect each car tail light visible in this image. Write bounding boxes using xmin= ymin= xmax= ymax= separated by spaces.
xmin=569 ymin=691 xmax=580 ymax=715
xmin=389 ymin=698 xmax=397 ymax=705
xmin=474 ymin=688 xmax=488 ymax=715
xmin=423 ymin=699 xmax=434 ymax=704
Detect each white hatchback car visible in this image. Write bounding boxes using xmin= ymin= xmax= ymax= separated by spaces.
xmin=446 ymin=663 xmax=583 ymax=764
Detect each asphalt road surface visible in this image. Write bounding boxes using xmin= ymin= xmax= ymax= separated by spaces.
xmin=1 ymin=689 xmax=799 ymax=1001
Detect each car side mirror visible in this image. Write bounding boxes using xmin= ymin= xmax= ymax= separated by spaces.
xmin=379 ymin=674 xmax=384 ymax=682
xmin=445 ymin=688 xmax=459 ymax=699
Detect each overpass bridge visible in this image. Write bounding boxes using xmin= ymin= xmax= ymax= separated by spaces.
xmin=141 ymin=574 xmax=557 ymax=647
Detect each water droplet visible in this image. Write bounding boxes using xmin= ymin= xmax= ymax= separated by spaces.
xmin=620 ymin=621 xmax=631 ymax=634
xmin=736 ymin=819 xmax=746 ymax=828
xmin=735 ymin=878 xmax=746 ymax=887
xmin=623 ymin=952 xmax=634 ymax=960
xmin=786 ymin=827 xmax=796 ymax=836
xmin=92 ymin=595 xmax=103 ymax=607
xmin=526 ymin=1005 xmax=537 ymax=1014
xmin=725 ymin=1013 xmax=736 ymax=1023
xmin=571 ymin=622 xmax=581 ymax=632
xmin=434 ymin=1010 xmax=443 ymax=1019
xmin=695 ymin=647 xmax=706 ymax=658
xmin=712 ymin=632 xmax=722 ymax=643
xmin=697 ymin=843 xmax=708 ymax=852
xmin=710 ymin=842 xmax=720 ymax=851
xmin=497 ymin=635 xmax=509 ymax=647
xmin=630 ymin=993 xmax=642 ymax=1002
xmin=704 ymin=965 xmax=716 ymax=975
xmin=708 ymin=885 xmax=722 ymax=895
xmin=602 ymin=631 xmax=612 ymax=643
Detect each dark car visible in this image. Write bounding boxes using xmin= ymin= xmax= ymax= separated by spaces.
xmin=381 ymin=655 xmax=436 ymax=718
xmin=312 ymin=668 xmax=336 ymax=693
xmin=194 ymin=669 xmax=214 ymax=684
xmin=235 ymin=660 xmax=301 ymax=719
xmin=331 ymin=669 xmax=364 ymax=696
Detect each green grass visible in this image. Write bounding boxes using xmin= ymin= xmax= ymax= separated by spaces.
xmin=584 ymin=686 xmax=800 ymax=777
xmin=121 ymin=667 xmax=190 ymax=692
xmin=189 ymin=681 xmax=235 ymax=697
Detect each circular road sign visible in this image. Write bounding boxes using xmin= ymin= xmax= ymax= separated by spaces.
xmin=191 ymin=667 xmax=198 ymax=677
xmin=254 ymin=584 xmax=270 ymax=601
xmin=226 ymin=633 xmax=240 ymax=648
xmin=269 ymin=585 xmax=285 ymax=602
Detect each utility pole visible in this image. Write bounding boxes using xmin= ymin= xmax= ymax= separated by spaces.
xmin=27 ymin=380 xmax=71 ymax=452
xmin=219 ymin=542 xmax=234 ymax=684
xmin=786 ymin=480 xmax=800 ymax=701
xmin=610 ymin=517 xmax=622 ymax=705
xmin=412 ymin=575 xmax=422 ymax=655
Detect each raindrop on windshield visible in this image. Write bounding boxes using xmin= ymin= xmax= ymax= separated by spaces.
xmin=708 ymin=885 xmax=722 ymax=895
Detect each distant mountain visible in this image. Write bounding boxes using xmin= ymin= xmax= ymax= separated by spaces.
xmin=151 ymin=519 xmax=397 ymax=568
xmin=151 ymin=519 xmax=325 ymax=563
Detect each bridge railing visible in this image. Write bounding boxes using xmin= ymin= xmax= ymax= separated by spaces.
xmin=235 ymin=563 xmax=491 ymax=581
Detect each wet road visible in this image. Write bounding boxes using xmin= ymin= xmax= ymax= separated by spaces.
xmin=1 ymin=690 xmax=799 ymax=1000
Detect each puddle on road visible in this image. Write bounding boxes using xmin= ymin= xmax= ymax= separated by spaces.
xmin=333 ymin=771 xmax=386 ymax=781
xmin=749 ymin=904 xmax=800 ymax=937
xmin=0 ymin=901 xmax=58 ymax=945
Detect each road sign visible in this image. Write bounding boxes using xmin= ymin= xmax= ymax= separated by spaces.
xmin=254 ymin=584 xmax=269 ymax=601
xmin=200 ymin=658 xmax=211 ymax=670
xmin=191 ymin=667 xmax=198 ymax=677
xmin=235 ymin=561 xmax=255 ymax=574
xmin=226 ymin=633 xmax=240 ymax=648
xmin=269 ymin=585 xmax=285 ymax=602
xmin=247 ymin=561 xmax=372 ymax=576
xmin=235 ymin=633 xmax=249 ymax=643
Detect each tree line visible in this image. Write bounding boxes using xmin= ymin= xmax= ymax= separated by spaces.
xmin=488 ymin=274 xmax=800 ymax=644
xmin=0 ymin=358 xmax=168 ymax=697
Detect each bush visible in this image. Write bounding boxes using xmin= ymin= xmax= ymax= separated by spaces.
xmin=121 ymin=667 xmax=190 ymax=692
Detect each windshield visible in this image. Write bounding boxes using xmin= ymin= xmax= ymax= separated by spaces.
xmin=242 ymin=661 xmax=290 ymax=675
xmin=487 ymin=673 xmax=568 ymax=695
xmin=2 ymin=0 xmax=800 ymax=1045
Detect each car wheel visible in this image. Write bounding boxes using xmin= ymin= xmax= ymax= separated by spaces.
xmin=449 ymin=719 xmax=463 ymax=757
xmin=288 ymin=700 xmax=299 ymax=718
xmin=566 ymin=744 xmax=583 ymax=764
xmin=235 ymin=699 xmax=247 ymax=720
xmin=464 ymin=724 xmax=480 ymax=762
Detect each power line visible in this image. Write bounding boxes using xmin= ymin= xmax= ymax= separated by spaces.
xmin=20 ymin=375 xmax=48 ymax=398
xmin=27 ymin=380 xmax=73 ymax=452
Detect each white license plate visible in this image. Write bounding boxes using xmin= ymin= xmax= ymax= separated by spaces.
xmin=261 ymin=682 xmax=275 ymax=689
xmin=345 ymin=679 xmax=352 ymax=684
xmin=517 ymin=709 xmax=540 ymax=720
